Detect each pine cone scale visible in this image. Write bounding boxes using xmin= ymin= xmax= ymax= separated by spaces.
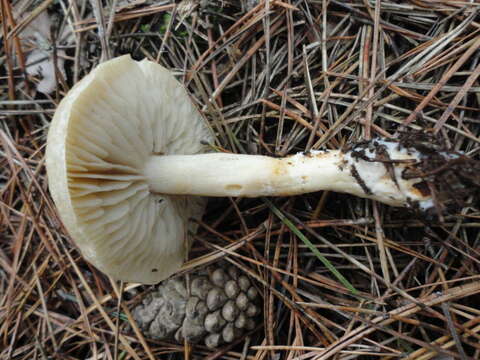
xmin=133 ymin=264 xmax=260 ymax=348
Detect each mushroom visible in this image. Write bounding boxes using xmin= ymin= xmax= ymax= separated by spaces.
xmin=45 ymin=55 xmax=472 ymax=284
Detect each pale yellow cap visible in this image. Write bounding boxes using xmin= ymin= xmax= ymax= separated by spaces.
xmin=46 ymin=55 xmax=212 ymax=284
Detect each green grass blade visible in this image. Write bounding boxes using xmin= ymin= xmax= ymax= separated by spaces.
xmin=264 ymin=198 xmax=359 ymax=295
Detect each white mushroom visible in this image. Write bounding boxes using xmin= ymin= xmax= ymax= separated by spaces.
xmin=46 ymin=55 xmax=212 ymax=284
xmin=46 ymin=55 xmax=474 ymax=284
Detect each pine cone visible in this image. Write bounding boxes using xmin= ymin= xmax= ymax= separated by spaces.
xmin=132 ymin=264 xmax=260 ymax=348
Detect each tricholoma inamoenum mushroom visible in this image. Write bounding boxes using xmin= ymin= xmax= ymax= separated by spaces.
xmin=45 ymin=55 xmax=480 ymax=284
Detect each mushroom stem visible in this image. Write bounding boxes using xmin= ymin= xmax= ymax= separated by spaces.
xmin=145 ymin=151 xmax=349 ymax=196
xmin=144 ymin=140 xmax=431 ymax=208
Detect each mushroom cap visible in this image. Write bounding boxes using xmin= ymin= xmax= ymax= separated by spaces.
xmin=46 ymin=55 xmax=213 ymax=284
